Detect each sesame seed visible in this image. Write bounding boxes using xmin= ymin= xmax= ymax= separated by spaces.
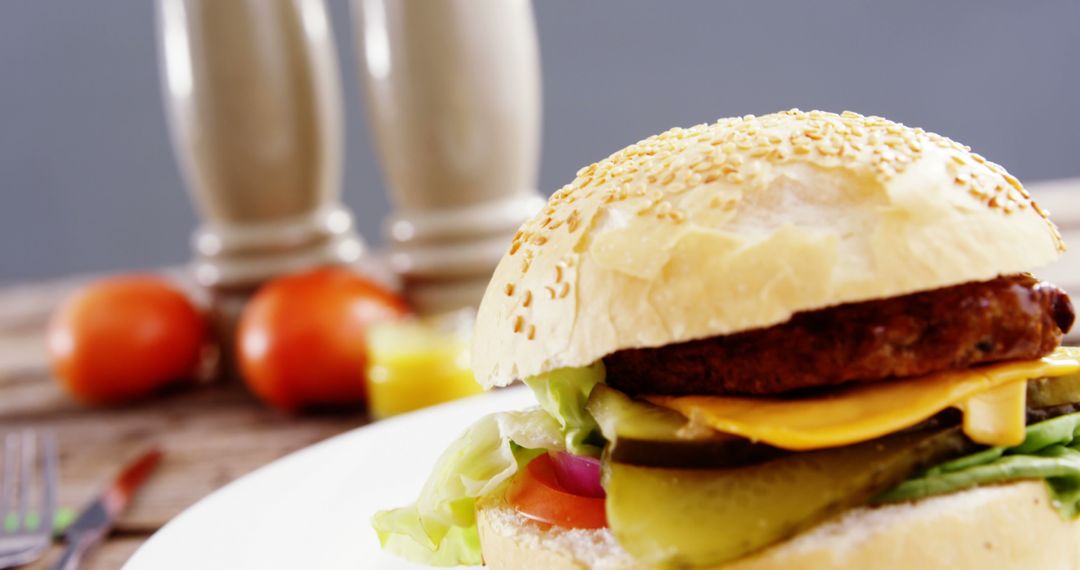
xmin=567 ymin=210 xmax=581 ymax=232
xmin=513 ymin=316 xmax=524 ymax=333
xmin=504 ymin=283 xmax=515 ymax=296
xmin=508 ymin=109 xmax=1054 ymax=271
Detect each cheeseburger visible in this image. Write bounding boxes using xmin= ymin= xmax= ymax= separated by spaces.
xmin=374 ymin=110 xmax=1078 ymax=569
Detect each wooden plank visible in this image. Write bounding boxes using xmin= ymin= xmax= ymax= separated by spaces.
xmin=2 ymin=382 xmax=364 ymax=532
xmin=0 ymin=276 xmax=89 ymax=336
xmin=26 ymin=537 xmax=145 ymax=570
xmin=0 ymin=271 xmax=190 ymax=337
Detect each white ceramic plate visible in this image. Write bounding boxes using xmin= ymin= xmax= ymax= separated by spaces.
xmin=125 ymin=387 xmax=533 ymax=570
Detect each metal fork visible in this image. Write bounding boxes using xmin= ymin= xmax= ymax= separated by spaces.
xmin=0 ymin=431 xmax=58 ymax=569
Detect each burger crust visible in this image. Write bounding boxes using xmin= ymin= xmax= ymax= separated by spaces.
xmin=472 ymin=110 xmax=1065 ymax=388
xmin=477 ymin=480 xmax=1080 ymax=570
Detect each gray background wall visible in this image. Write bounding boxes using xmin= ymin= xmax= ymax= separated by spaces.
xmin=2 ymin=1 xmax=1078 ymax=282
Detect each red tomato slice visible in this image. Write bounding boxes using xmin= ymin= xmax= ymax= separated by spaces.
xmin=506 ymin=453 xmax=607 ymax=529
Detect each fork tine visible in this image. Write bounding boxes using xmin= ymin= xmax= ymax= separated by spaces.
xmin=0 ymin=431 xmax=56 ymax=569
xmin=17 ymin=431 xmax=34 ymax=532
xmin=38 ymin=433 xmax=58 ymax=536
xmin=0 ymin=433 xmax=16 ymax=533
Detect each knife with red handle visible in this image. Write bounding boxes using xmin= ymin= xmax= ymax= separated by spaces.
xmin=52 ymin=448 xmax=163 ymax=570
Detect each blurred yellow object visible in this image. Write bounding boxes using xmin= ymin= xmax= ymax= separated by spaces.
xmin=366 ymin=313 xmax=483 ymax=419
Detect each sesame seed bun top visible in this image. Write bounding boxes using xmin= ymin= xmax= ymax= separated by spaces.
xmin=472 ymin=110 xmax=1065 ymax=388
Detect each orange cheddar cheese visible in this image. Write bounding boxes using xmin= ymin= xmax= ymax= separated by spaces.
xmin=648 ymin=347 xmax=1080 ymax=451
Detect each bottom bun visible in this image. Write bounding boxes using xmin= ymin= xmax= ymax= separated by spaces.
xmin=477 ymin=480 xmax=1080 ymax=569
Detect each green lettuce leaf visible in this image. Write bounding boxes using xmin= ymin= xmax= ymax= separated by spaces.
xmin=372 ymin=408 xmax=563 ymax=566
xmin=523 ymin=362 xmax=606 ymax=456
xmin=877 ymin=412 xmax=1080 ymax=518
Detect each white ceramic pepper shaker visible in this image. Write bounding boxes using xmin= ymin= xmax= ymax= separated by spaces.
xmin=353 ymin=0 xmax=545 ymax=314
xmin=156 ymin=0 xmax=366 ymax=324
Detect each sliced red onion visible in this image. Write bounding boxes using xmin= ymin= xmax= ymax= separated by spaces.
xmin=549 ymin=451 xmax=606 ymax=498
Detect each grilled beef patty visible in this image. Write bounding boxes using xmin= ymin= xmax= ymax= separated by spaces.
xmin=604 ymin=274 xmax=1075 ymax=396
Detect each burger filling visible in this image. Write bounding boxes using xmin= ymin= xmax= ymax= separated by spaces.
xmin=374 ymin=279 xmax=1078 ymax=568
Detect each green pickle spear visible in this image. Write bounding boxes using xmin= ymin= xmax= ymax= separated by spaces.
xmin=603 ymin=426 xmax=973 ymax=568
xmin=588 ymin=384 xmax=788 ymax=468
xmin=1027 ymin=369 xmax=1080 ymax=408
xmin=1031 ymin=347 xmax=1080 ymax=408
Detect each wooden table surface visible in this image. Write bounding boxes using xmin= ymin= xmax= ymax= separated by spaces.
xmin=0 ymin=180 xmax=1077 ymax=569
xmin=0 ymin=275 xmax=368 ymax=569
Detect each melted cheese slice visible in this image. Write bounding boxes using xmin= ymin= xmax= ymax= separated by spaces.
xmin=958 ymin=379 xmax=1027 ymax=446
xmin=648 ymin=348 xmax=1080 ymax=451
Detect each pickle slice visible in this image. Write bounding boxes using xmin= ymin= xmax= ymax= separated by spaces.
xmin=604 ymin=426 xmax=973 ymax=568
xmin=588 ymin=384 xmax=690 ymax=442
xmin=587 ymin=384 xmax=786 ymax=468
xmin=1028 ymin=370 xmax=1080 ymax=408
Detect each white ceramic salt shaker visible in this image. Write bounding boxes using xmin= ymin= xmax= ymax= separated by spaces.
xmin=157 ymin=0 xmax=366 ymax=306
xmin=353 ymin=0 xmax=545 ymax=314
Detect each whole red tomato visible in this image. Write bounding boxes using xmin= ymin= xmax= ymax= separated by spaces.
xmin=236 ymin=267 xmax=410 ymax=412
xmin=47 ymin=275 xmax=206 ymax=405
